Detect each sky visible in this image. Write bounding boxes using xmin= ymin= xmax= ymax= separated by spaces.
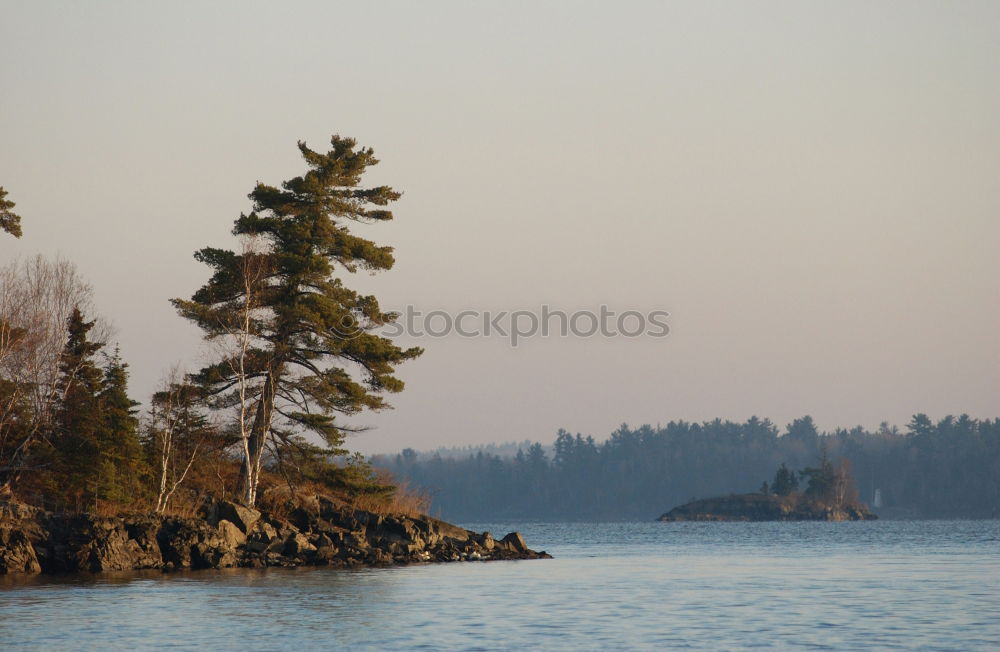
xmin=1 ymin=1 xmax=997 ymax=454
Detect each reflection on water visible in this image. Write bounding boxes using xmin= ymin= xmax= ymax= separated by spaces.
xmin=1 ymin=521 xmax=998 ymax=649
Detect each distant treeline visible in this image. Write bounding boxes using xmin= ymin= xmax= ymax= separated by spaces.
xmin=390 ymin=441 xmax=542 ymax=462
xmin=374 ymin=415 xmax=1000 ymax=521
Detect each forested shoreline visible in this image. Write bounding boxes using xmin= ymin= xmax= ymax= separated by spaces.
xmin=0 ymin=137 xmax=423 ymax=516
xmin=375 ymin=415 xmax=1000 ymax=521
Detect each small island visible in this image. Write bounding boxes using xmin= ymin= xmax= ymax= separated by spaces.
xmin=659 ymin=457 xmax=877 ymax=522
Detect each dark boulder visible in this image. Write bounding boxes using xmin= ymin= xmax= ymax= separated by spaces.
xmin=202 ymin=499 xmax=261 ymax=535
xmin=0 ymin=525 xmax=41 ymax=574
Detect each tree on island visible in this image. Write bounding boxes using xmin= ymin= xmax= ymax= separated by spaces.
xmin=801 ymin=447 xmax=836 ymax=500
xmin=771 ymin=463 xmax=798 ymax=496
xmin=173 ymin=136 xmax=422 ymax=506
xmin=0 ymin=187 xmax=22 ymax=238
xmin=791 ymin=447 xmax=860 ymax=509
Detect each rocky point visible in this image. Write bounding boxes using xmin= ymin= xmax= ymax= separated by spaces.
xmin=0 ymin=496 xmax=549 ymax=576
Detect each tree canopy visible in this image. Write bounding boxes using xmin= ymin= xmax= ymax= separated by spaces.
xmin=173 ymin=135 xmax=422 ymax=505
xmin=0 ymin=187 xmax=22 ymax=238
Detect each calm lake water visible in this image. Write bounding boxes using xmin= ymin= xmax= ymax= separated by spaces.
xmin=1 ymin=520 xmax=998 ymax=650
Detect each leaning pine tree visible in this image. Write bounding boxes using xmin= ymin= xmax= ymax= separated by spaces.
xmin=173 ymin=136 xmax=422 ymax=506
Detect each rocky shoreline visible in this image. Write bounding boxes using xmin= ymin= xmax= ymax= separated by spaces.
xmin=658 ymin=493 xmax=877 ymax=522
xmin=0 ymin=497 xmax=549 ymax=576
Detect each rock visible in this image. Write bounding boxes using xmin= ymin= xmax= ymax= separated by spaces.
xmin=218 ymin=520 xmax=247 ymax=548
xmin=0 ymin=501 xmax=42 ymax=522
xmin=289 ymin=507 xmax=317 ymax=533
xmin=0 ymin=525 xmax=41 ymax=574
xmin=371 ymin=516 xmax=419 ymax=544
xmin=311 ymin=533 xmax=333 ymax=548
xmin=211 ymin=500 xmax=261 ymax=535
xmin=474 ymin=531 xmax=495 ymax=551
xmin=283 ymin=532 xmax=316 ymax=556
xmin=499 ymin=532 xmax=528 ymax=554
xmin=425 ymin=516 xmax=473 ymax=542
xmin=124 ymin=518 xmax=163 ymax=566
xmin=157 ymin=518 xmax=211 ymax=569
xmin=35 ymin=515 xmax=161 ymax=573
xmin=0 ymin=494 xmax=550 ymax=576
xmin=245 ymin=520 xmax=278 ymax=553
xmin=311 ymin=546 xmax=339 ymax=564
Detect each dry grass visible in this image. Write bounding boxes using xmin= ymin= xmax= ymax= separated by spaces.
xmin=156 ymin=491 xmax=204 ymax=518
xmin=9 ymin=457 xmax=433 ymax=521
xmin=351 ymin=475 xmax=432 ymax=518
xmin=254 ymin=468 xmax=432 ymax=519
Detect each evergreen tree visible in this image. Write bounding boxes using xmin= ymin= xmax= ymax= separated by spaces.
xmin=802 ymin=447 xmax=836 ymax=501
xmin=96 ymin=348 xmax=147 ymax=506
xmin=52 ymin=308 xmax=105 ymax=509
xmin=173 ymin=135 xmax=422 ymax=505
xmin=772 ymin=463 xmax=799 ymax=496
xmin=785 ymin=416 xmax=819 ymax=446
xmin=0 ymin=187 xmax=22 ymax=238
xmin=906 ymin=413 xmax=934 ymax=438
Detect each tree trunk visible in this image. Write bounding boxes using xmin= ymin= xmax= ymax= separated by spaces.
xmin=240 ymin=369 xmax=277 ymax=506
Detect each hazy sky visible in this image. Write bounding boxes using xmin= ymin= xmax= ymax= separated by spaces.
xmin=2 ymin=1 xmax=997 ymax=454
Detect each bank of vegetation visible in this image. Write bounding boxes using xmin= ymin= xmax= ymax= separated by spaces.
xmin=376 ymin=415 xmax=1000 ymax=521
xmin=0 ymin=137 xmax=424 ymax=517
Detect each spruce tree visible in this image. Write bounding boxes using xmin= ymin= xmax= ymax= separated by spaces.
xmin=52 ymin=307 xmax=105 ymax=509
xmin=173 ymin=135 xmax=422 ymax=505
xmin=0 ymin=187 xmax=22 ymax=238
xmin=772 ymin=463 xmax=799 ymax=496
xmin=97 ymin=348 xmax=147 ymax=506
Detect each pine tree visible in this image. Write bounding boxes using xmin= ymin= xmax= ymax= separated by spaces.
xmin=0 ymin=187 xmax=22 ymax=238
xmin=52 ymin=307 xmax=105 ymax=509
xmin=173 ymin=135 xmax=422 ymax=505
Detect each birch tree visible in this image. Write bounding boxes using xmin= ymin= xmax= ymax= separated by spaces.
xmin=147 ymin=369 xmax=215 ymax=512
xmin=0 ymin=256 xmax=106 ymax=490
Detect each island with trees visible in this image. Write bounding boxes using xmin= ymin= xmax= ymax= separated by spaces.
xmin=0 ymin=136 xmax=547 ymax=576
xmin=658 ymin=455 xmax=876 ymax=522
xmin=376 ymin=415 xmax=998 ymax=522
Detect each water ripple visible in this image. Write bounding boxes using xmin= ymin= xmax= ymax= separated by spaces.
xmin=1 ymin=520 xmax=998 ymax=649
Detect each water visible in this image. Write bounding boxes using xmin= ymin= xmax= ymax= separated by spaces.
xmin=1 ymin=520 xmax=998 ymax=649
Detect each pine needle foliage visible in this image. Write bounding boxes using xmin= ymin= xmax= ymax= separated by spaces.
xmin=0 ymin=187 xmax=22 ymax=238
xmin=172 ymin=136 xmax=422 ymax=503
